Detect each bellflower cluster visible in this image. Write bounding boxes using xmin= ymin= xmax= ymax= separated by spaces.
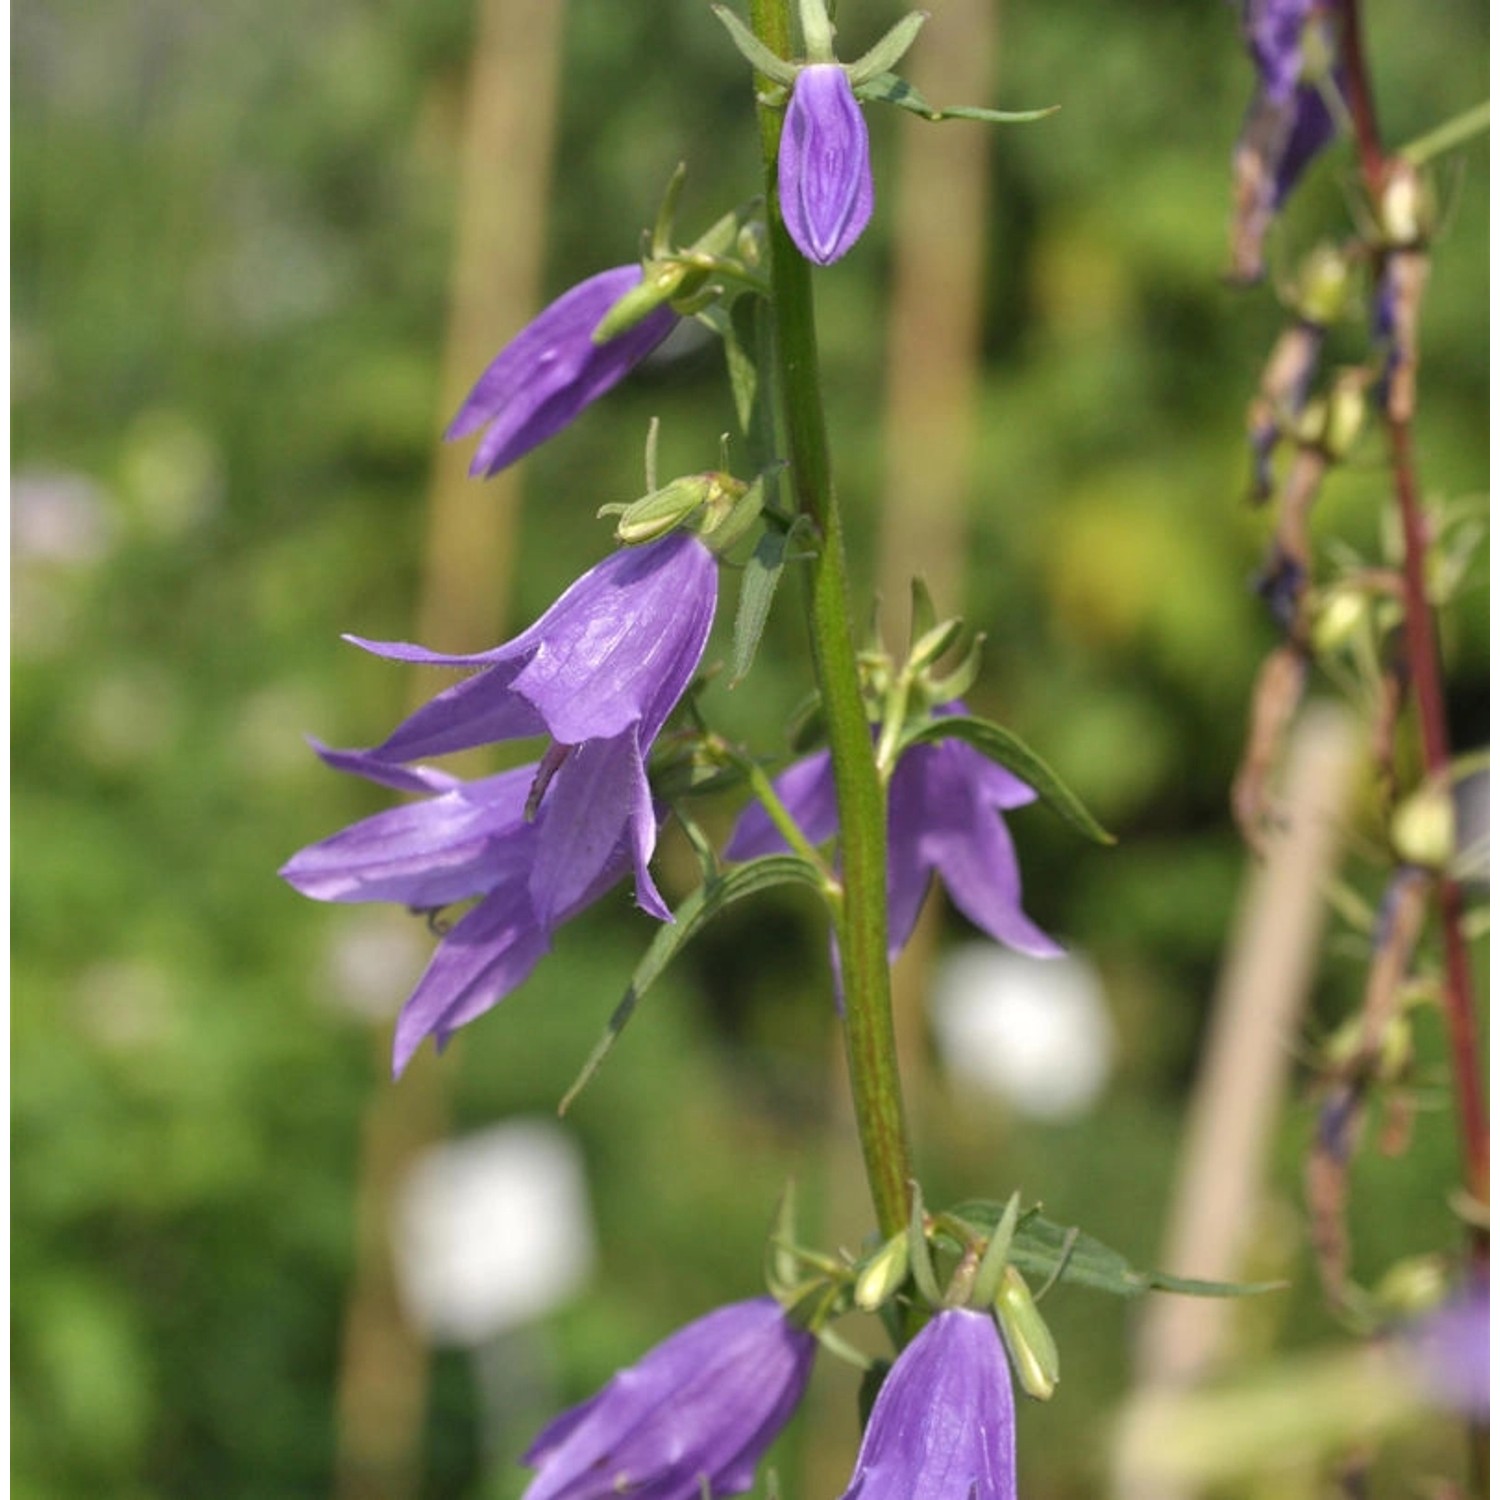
xmin=838 ymin=1309 xmax=1018 ymax=1500
xmin=281 ymin=533 xmax=717 ymax=1072
xmin=727 ymin=708 xmax=1061 ymax=964
xmin=779 ymin=65 xmax=875 ymax=266
xmin=1230 ymin=0 xmax=1344 ymax=282
xmin=519 ymin=1297 xmax=816 ymax=1500
xmin=448 ymin=264 xmax=679 ymax=476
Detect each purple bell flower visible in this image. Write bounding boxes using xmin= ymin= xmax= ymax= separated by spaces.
xmin=341 ymin=533 xmax=717 ymax=926
xmin=280 ymin=747 xmax=638 ymax=1073
xmin=448 ymin=265 xmax=678 ymax=476
xmin=282 ymin=535 xmax=717 ymax=1072
xmin=520 ymin=1297 xmax=816 ymax=1500
xmin=778 ymin=65 xmax=875 ymax=266
xmin=839 ymin=1308 xmax=1017 ymax=1500
xmin=726 ymin=706 xmax=1061 ymax=963
xmin=1408 ymin=1285 xmax=1489 ymax=1419
xmin=1229 ymin=0 xmax=1344 ymax=283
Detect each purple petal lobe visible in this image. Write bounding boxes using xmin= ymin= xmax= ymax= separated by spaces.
xmin=279 ymin=766 xmax=536 ymax=908
xmin=391 ymin=888 xmax=553 ymax=1076
xmin=779 ymin=66 xmax=874 ymax=266
xmin=724 ymin=748 xmax=838 ymax=860
xmin=521 ymin=1297 xmax=815 ymax=1500
xmin=446 ymin=266 xmax=679 ymax=475
xmin=840 ymin=1309 xmax=1016 ymax=1500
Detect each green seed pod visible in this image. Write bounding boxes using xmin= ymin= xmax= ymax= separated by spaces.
xmin=994 ymin=1266 xmax=1060 ymax=1401
xmin=1294 ymin=242 xmax=1355 ymax=327
xmin=1321 ymin=370 xmax=1368 ymax=462
xmin=1377 ymin=158 xmax=1436 ymax=249
xmin=605 ymin=474 xmax=717 ymax=545
xmin=854 ymin=1233 xmax=911 ymax=1312
xmin=1390 ymin=780 xmax=1456 ymax=871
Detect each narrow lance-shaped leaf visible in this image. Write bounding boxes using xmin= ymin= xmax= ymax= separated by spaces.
xmin=731 ymin=516 xmax=813 ymax=686
xmin=857 ymin=70 xmax=1059 ymax=124
xmin=559 ymin=855 xmax=830 ymax=1113
xmin=899 ymin=714 xmax=1115 ymax=845
xmin=949 ymin=1202 xmax=1284 ymax=1300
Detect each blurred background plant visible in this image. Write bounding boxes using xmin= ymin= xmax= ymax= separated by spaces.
xmin=11 ymin=0 xmax=1487 ymax=1497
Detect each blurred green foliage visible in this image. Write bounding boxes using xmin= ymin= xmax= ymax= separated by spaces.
xmin=12 ymin=0 xmax=1487 ymax=1496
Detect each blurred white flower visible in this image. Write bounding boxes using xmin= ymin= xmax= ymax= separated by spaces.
xmin=394 ymin=1121 xmax=596 ymax=1346
xmin=929 ymin=944 xmax=1115 ymax=1121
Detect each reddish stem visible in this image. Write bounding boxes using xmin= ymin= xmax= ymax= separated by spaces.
xmin=1334 ymin=0 xmax=1488 ymax=1240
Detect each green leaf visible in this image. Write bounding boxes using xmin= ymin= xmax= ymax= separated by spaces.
xmin=731 ymin=526 xmax=792 ymax=686
xmin=949 ymin=1202 xmax=1284 ymax=1300
xmin=898 ymin=714 xmax=1115 ymax=846
xmin=558 ymin=856 xmax=829 ymax=1114
xmin=856 ymin=71 xmax=1059 ymax=124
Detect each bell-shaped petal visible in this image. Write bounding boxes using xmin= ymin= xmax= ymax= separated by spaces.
xmin=888 ymin=739 xmax=1062 ymax=961
xmin=280 ymin=749 xmax=642 ymax=1074
xmin=341 ymin=534 xmax=718 ymax=917
xmin=448 ymin=265 xmax=679 ymax=476
xmin=778 ymin=65 xmax=875 ymax=266
xmin=839 ymin=1308 xmax=1017 ymax=1500
xmin=726 ymin=705 xmax=1059 ymax=965
xmin=390 ymin=886 xmax=556 ymax=1075
xmin=521 ymin=1297 xmax=816 ymax=1500
xmin=278 ymin=762 xmax=537 ymax=909
xmin=1229 ymin=0 xmax=1344 ymax=282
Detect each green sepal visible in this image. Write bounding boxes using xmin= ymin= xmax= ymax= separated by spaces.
xmin=908 ymin=576 xmax=938 ymax=647
xmin=767 ymin=1181 xmax=802 ymax=1296
xmin=897 ymin=713 xmax=1115 ymax=846
xmin=651 ymin=161 xmax=689 ymax=259
xmin=711 ymin=5 xmax=799 ymax=85
xmin=592 ymin=261 xmax=693 ymax=344
xmin=797 ymin=0 xmax=835 ymax=61
xmin=558 ymin=856 xmax=831 ymax=1114
xmin=950 ymin=1202 xmax=1285 ymax=1301
xmin=971 ymin=1190 xmax=1021 ymax=1308
xmin=856 ymin=70 xmax=1059 ymax=124
xmin=843 ymin=11 xmax=928 ymax=88
xmin=907 ymin=1180 xmax=943 ymax=1306
xmin=919 ymin=629 xmax=985 ymax=704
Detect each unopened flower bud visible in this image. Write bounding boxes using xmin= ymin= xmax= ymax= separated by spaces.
xmin=1311 ymin=585 xmax=1369 ymax=655
xmin=1321 ymin=370 xmax=1368 ymax=460
xmin=1376 ymin=1012 xmax=1413 ymax=1083
xmin=1390 ymin=780 xmax=1456 ymax=870
xmin=1374 ymin=1254 xmax=1450 ymax=1318
xmin=1377 ymin=158 xmax=1436 ymax=249
xmin=603 ymin=474 xmax=717 ymax=545
xmin=994 ymin=1265 xmax=1060 ymax=1400
xmin=1294 ymin=242 xmax=1355 ymax=326
xmin=854 ymin=1233 xmax=911 ymax=1311
xmin=908 ymin=617 xmax=966 ymax=674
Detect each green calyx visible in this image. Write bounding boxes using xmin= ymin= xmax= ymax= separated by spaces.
xmin=591 ymin=169 xmax=769 ymax=346
xmin=711 ymin=1 xmax=929 ymax=91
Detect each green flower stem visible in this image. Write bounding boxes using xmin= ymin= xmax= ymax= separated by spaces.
xmin=717 ymin=738 xmax=841 ymax=891
xmin=1399 ymin=100 xmax=1490 ymax=167
xmin=748 ymin=0 xmax=916 ymax=1243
